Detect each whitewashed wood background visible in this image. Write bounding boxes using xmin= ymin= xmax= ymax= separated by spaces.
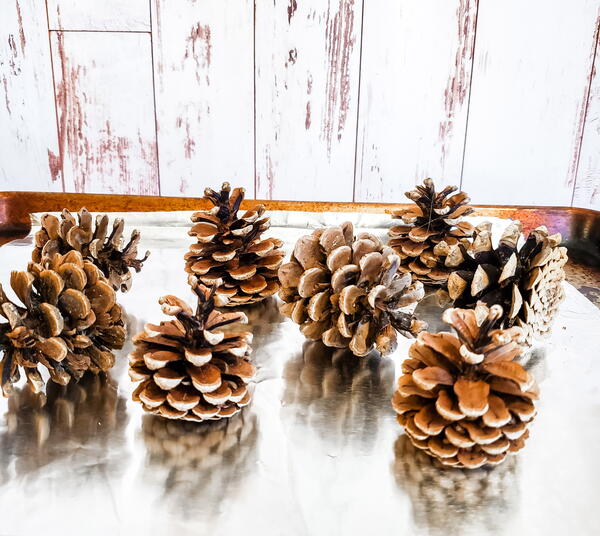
xmin=1 ymin=0 xmax=600 ymax=208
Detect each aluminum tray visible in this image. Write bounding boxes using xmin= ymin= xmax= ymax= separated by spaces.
xmin=0 ymin=208 xmax=599 ymax=536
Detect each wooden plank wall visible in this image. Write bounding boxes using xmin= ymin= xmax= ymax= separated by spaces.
xmin=1 ymin=0 xmax=600 ymax=208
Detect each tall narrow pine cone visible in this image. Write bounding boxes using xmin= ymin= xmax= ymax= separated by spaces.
xmin=184 ymin=182 xmax=284 ymax=306
xmin=129 ymin=278 xmax=255 ymax=421
xmin=278 ymin=222 xmax=425 ymax=357
xmin=389 ymin=178 xmax=474 ymax=285
xmin=0 ymin=251 xmax=126 ymax=397
xmin=32 ymin=208 xmax=150 ymax=292
xmin=392 ymin=304 xmax=538 ymax=469
xmin=447 ymin=221 xmax=568 ymax=345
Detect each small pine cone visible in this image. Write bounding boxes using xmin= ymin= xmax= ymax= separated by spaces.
xmin=0 ymin=251 xmax=126 ymax=397
xmin=447 ymin=221 xmax=568 ymax=345
xmin=129 ymin=278 xmax=255 ymax=422
xmin=184 ymin=182 xmax=284 ymax=306
xmin=278 ymin=222 xmax=425 ymax=356
xmin=392 ymin=304 xmax=538 ymax=469
xmin=32 ymin=208 xmax=150 ymax=292
xmin=389 ymin=178 xmax=474 ymax=285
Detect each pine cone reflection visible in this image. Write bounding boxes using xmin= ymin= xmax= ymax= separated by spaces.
xmin=0 ymin=373 xmax=127 ymax=481
xmin=141 ymin=411 xmax=258 ymax=513
xmin=282 ymin=340 xmax=395 ymax=452
xmin=393 ymin=434 xmax=519 ymax=535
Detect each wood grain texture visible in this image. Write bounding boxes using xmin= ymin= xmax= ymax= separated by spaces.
xmin=255 ymin=0 xmax=363 ymax=201
xmin=355 ymin=0 xmax=477 ymax=202
xmin=573 ymin=14 xmax=600 ymax=210
xmin=462 ymin=0 xmax=600 ymax=206
xmin=0 ymin=0 xmax=61 ymax=191
xmin=151 ymin=0 xmax=254 ymax=197
xmin=50 ymin=31 xmax=159 ymax=194
xmin=47 ymin=0 xmax=150 ymax=32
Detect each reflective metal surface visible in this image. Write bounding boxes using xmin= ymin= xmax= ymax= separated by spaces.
xmin=1 ymin=214 xmax=600 ymax=535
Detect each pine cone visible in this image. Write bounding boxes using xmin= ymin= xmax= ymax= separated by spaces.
xmin=389 ymin=178 xmax=474 ymax=285
xmin=184 ymin=182 xmax=284 ymax=306
xmin=447 ymin=221 xmax=568 ymax=345
xmin=32 ymin=208 xmax=150 ymax=292
xmin=278 ymin=222 xmax=425 ymax=356
xmin=0 ymin=251 xmax=126 ymax=397
xmin=392 ymin=304 xmax=538 ymax=469
xmin=392 ymin=434 xmax=518 ymax=534
xmin=129 ymin=277 xmax=255 ymax=422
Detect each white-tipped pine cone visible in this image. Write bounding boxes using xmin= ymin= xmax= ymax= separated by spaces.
xmin=129 ymin=278 xmax=255 ymax=422
xmin=392 ymin=304 xmax=538 ymax=469
xmin=185 ymin=182 xmax=284 ymax=305
xmin=389 ymin=178 xmax=474 ymax=285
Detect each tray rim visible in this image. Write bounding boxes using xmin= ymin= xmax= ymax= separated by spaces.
xmin=1 ymin=191 xmax=599 ymax=250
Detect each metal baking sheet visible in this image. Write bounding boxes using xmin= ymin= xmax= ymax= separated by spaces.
xmin=0 ymin=212 xmax=599 ymax=536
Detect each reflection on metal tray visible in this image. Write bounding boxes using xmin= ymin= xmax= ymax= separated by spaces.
xmin=0 ymin=207 xmax=599 ymax=535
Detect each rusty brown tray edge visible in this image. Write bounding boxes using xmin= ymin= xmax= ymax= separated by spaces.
xmin=1 ymin=191 xmax=599 ymax=253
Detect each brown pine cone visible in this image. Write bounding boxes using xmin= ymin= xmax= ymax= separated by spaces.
xmin=0 ymin=251 xmax=126 ymax=397
xmin=278 ymin=222 xmax=425 ymax=356
xmin=184 ymin=182 xmax=284 ymax=306
xmin=392 ymin=304 xmax=538 ymax=469
xmin=32 ymin=208 xmax=150 ymax=292
xmin=129 ymin=277 xmax=255 ymax=422
xmin=447 ymin=221 xmax=568 ymax=345
xmin=389 ymin=178 xmax=474 ymax=285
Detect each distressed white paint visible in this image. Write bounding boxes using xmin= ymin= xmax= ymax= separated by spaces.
xmin=47 ymin=0 xmax=150 ymax=32
xmin=50 ymin=31 xmax=159 ymax=194
xmin=462 ymin=0 xmax=600 ymax=206
xmin=0 ymin=0 xmax=61 ymax=190
xmin=255 ymin=0 xmax=362 ymax=201
xmin=2 ymin=1 xmax=600 ymax=209
xmin=355 ymin=0 xmax=477 ymax=202
xmin=574 ymin=23 xmax=600 ymax=210
xmin=151 ymin=0 xmax=254 ymax=197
